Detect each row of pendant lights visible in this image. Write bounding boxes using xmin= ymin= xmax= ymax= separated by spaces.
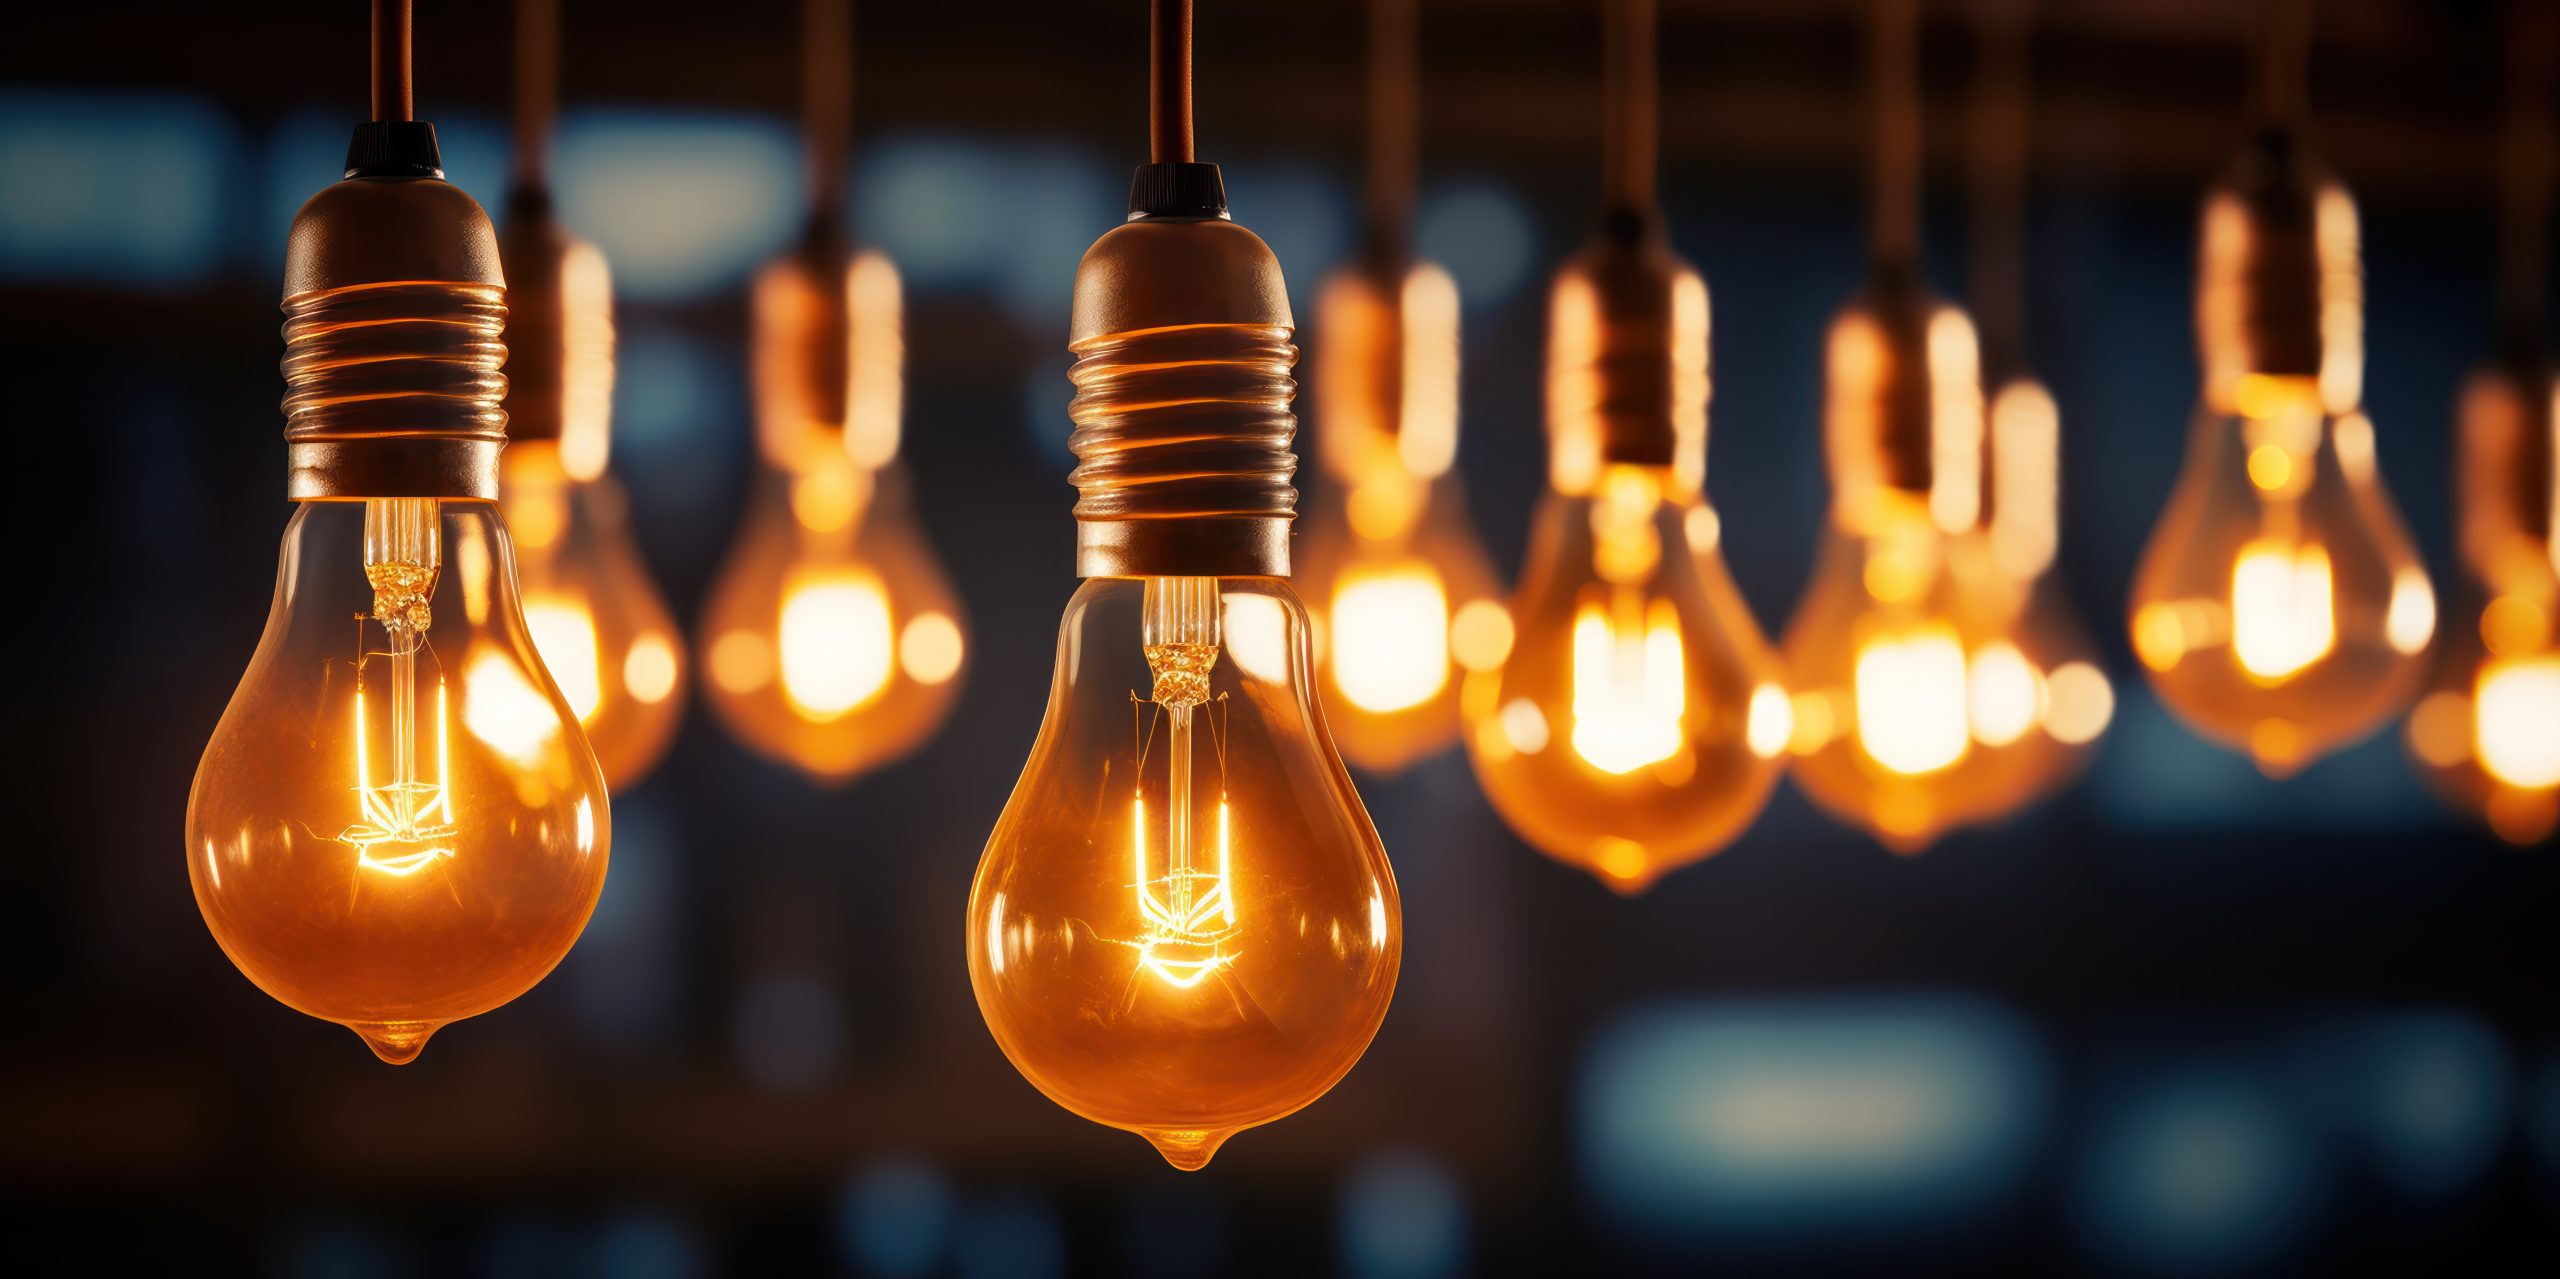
xmin=184 ymin=0 xmax=2553 ymax=1173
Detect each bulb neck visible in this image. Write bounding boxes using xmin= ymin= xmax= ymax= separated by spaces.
xmin=280 ymin=128 xmax=507 ymax=501
xmin=1068 ymin=202 xmax=1299 ymax=578
xmin=1542 ymin=215 xmax=1708 ymax=496
xmin=2197 ymin=128 xmax=2362 ymax=415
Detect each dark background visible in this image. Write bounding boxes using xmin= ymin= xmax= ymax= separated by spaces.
xmin=3 ymin=1 xmax=2555 ymax=1274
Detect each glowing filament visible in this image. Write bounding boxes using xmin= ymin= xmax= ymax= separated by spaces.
xmin=1854 ymin=624 xmax=1969 ymax=776
xmin=1570 ymin=594 xmax=1686 ymax=774
xmin=2476 ymin=656 xmax=2560 ymax=789
xmin=340 ymin=679 xmax=458 ymax=876
xmin=1132 ymin=796 xmax=1239 ymax=988
xmin=778 ymin=570 xmax=894 ymax=719
xmin=1331 ymin=564 xmax=1451 ymax=713
xmin=2231 ymin=539 xmax=2336 ymax=682
xmin=525 ymin=596 xmax=603 ymax=722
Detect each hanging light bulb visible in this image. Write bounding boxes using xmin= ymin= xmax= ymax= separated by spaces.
xmin=2127 ymin=0 xmax=2433 ymax=777
xmin=699 ymin=0 xmax=967 ymax=783
xmin=2406 ymin=8 xmax=2559 ymax=846
xmin=1296 ymin=0 xmax=1505 ymax=775
xmin=186 ymin=0 xmax=608 ymax=1064
xmin=498 ymin=0 xmax=686 ymax=790
xmin=1462 ymin=0 xmax=1789 ymax=893
xmin=1782 ymin=0 xmax=2107 ymax=851
xmin=967 ymin=0 xmax=1399 ymax=1170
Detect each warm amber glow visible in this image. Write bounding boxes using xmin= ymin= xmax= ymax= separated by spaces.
xmin=2231 ymin=539 xmax=2336 ymax=682
xmin=2476 ymin=656 xmax=2560 ymax=789
xmin=778 ymin=569 xmax=894 ymax=720
xmin=525 ymin=596 xmax=602 ymax=722
xmin=843 ymin=250 xmax=906 ymax=471
xmin=1569 ymin=594 xmax=1686 ymax=774
xmin=2044 ymin=662 xmax=2115 ymax=746
xmin=189 ymin=501 xmax=607 ymax=1064
xmin=1329 ymin=564 xmax=1452 ymax=713
xmin=899 ymin=611 xmax=966 ymax=686
xmin=969 ymin=578 xmax=1398 ymax=1170
xmin=1966 ymin=642 xmax=2043 ymax=748
xmin=1450 ymin=598 xmax=1515 ymax=673
xmin=2481 ymin=594 xmax=2549 ymax=656
xmin=1853 ymin=624 xmax=1970 ymax=776
xmin=624 ymin=635 xmax=680 ymax=704
xmin=1746 ymin=682 xmax=1794 ymax=759
xmin=1988 ymin=381 xmax=2059 ymax=581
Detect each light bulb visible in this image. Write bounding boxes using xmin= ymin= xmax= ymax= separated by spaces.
xmin=1463 ymin=222 xmax=1789 ymax=893
xmin=1298 ymin=262 xmax=1506 ymax=773
xmin=969 ymin=146 xmax=1399 ymax=1170
xmin=2129 ymin=133 xmax=2432 ymax=776
xmin=497 ymin=191 xmax=685 ymax=790
xmin=1781 ymin=292 xmax=2111 ymax=850
xmin=2406 ymin=365 xmax=2560 ymax=844
xmin=189 ymin=120 xmax=608 ymax=1063
xmin=699 ymin=243 xmax=967 ymax=782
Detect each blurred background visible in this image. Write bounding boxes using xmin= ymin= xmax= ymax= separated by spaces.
xmin=3 ymin=0 xmax=2557 ymax=1273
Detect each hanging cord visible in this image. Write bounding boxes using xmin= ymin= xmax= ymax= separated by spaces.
xmin=1600 ymin=0 xmax=1659 ymax=220
xmin=1151 ymin=0 xmax=1195 ymax=164
xmin=511 ymin=0 xmax=558 ymax=188
xmin=1362 ymin=0 xmax=1418 ymax=261
xmin=1870 ymin=0 xmax=1921 ymax=272
xmin=372 ymin=0 xmax=413 ymax=122
xmin=2253 ymin=0 xmax=2310 ymax=133
xmin=1967 ymin=0 xmax=2030 ymax=379
xmin=2494 ymin=0 xmax=2556 ymax=356
xmin=803 ymin=0 xmax=853 ymax=232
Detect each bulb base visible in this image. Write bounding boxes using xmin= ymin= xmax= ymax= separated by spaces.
xmin=2197 ymin=129 xmax=2362 ymax=413
xmin=1543 ymin=216 xmax=1709 ymax=494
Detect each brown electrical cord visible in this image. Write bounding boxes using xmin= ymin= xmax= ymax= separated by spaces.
xmin=1362 ymin=0 xmax=1418 ymax=257
xmin=1870 ymin=0 xmax=1921 ymax=271
xmin=2254 ymin=0 xmax=2310 ymax=131
xmin=512 ymin=0 xmax=558 ymax=188
xmin=2494 ymin=0 xmax=2556 ymax=352
xmin=1151 ymin=0 xmax=1195 ymax=164
xmin=804 ymin=0 xmax=853 ymax=228
xmin=1967 ymin=0 xmax=2031 ymax=380
xmin=1600 ymin=0 xmax=1658 ymax=219
xmin=372 ymin=0 xmax=413 ymax=123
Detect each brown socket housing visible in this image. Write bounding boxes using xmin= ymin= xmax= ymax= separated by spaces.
xmin=2197 ymin=131 xmax=2360 ymax=413
xmin=1544 ymin=219 xmax=1709 ymax=492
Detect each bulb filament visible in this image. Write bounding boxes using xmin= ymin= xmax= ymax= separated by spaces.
xmin=341 ymin=499 xmax=458 ymax=878
xmin=1127 ymin=577 xmax=1242 ymax=991
xmin=1569 ymin=590 xmax=1685 ymax=774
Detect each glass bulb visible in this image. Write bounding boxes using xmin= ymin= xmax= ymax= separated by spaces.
xmin=1298 ymin=263 xmax=1506 ymax=773
xmin=502 ymin=442 xmax=686 ymax=789
xmin=2129 ymin=373 xmax=2433 ymax=775
xmin=1467 ymin=463 xmax=1790 ymax=892
xmin=967 ymin=577 xmax=1400 ymax=1170
xmin=188 ymin=499 xmax=610 ymax=1062
xmin=699 ymin=249 xmax=967 ymax=783
xmin=2406 ymin=368 xmax=2560 ymax=844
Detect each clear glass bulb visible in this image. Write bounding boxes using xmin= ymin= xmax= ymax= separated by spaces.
xmin=1297 ymin=263 xmax=1506 ymax=774
xmin=699 ymin=249 xmax=967 ymax=783
xmin=1467 ymin=463 xmax=1791 ymax=892
xmin=2406 ymin=368 xmax=2560 ymax=844
xmin=2130 ymin=373 xmax=2435 ymax=774
xmin=502 ymin=442 xmax=686 ymax=790
xmin=967 ymin=577 xmax=1400 ymax=1170
xmin=188 ymin=499 xmax=610 ymax=1062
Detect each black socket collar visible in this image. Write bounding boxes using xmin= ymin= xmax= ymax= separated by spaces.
xmin=1127 ymin=161 xmax=1230 ymax=220
xmin=343 ymin=121 xmax=446 ymax=180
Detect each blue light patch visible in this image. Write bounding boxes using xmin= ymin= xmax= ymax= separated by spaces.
xmin=0 ymin=91 xmax=236 ymax=286
xmin=2090 ymin=684 xmax=2436 ymax=830
xmin=1416 ymin=181 xmax=1538 ymax=313
xmin=2293 ymin=1008 xmax=2514 ymax=1200
xmin=953 ymin=1192 xmax=1067 ymax=1279
xmin=593 ymin=1209 xmax=702 ymax=1279
xmin=2073 ymin=1069 xmax=2322 ymax=1274
xmin=1338 ymin=1149 xmax=1470 ymax=1279
xmin=552 ymin=111 xmax=798 ymax=300
xmin=837 ymin=1156 xmax=954 ymax=1276
xmin=1579 ymin=996 xmax=2047 ymax=1240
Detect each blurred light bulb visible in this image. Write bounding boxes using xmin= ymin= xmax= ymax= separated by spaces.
xmin=1464 ymin=226 xmax=1787 ymax=893
xmin=2407 ymin=366 xmax=2560 ymax=844
xmin=970 ymin=178 xmax=1398 ymax=1170
xmin=1782 ymin=293 xmax=2110 ymax=850
xmin=2129 ymin=135 xmax=2432 ymax=776
xmin=189 ymin=144 xmax=607 ymax=1061
xmin=1299 ymin=262 xmax=1504 ymax=772
xmin=497 ymin=207 xmax=685 ymax=788
xmin=700 ymin=246 xmax=967 ymax=783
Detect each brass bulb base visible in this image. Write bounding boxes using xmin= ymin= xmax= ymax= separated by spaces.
xmin=1067 ymin=209 xmax=1299 ymax=578
xmin=1820 ymin=267 xmax=1984 ymax=533
xmin=280 ymin=142 xmax=508 ymax=501
xmin=1543 ymin=215 xmax=1709 ymax=494
xmin=2197 ymin=129 xmax=2362 ymax=413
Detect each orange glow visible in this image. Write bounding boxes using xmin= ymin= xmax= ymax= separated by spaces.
xmin=188 ymin=500 xmax=608 ymax=1063
xmin=969 ymin=578 xmax=1398 ymax=1169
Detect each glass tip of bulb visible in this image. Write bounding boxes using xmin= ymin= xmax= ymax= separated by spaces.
xmin=351 ymin=1020 xmax=439 ymax=1065
xmin=1143 ymin=1127 xmax=1233 ymax=1172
